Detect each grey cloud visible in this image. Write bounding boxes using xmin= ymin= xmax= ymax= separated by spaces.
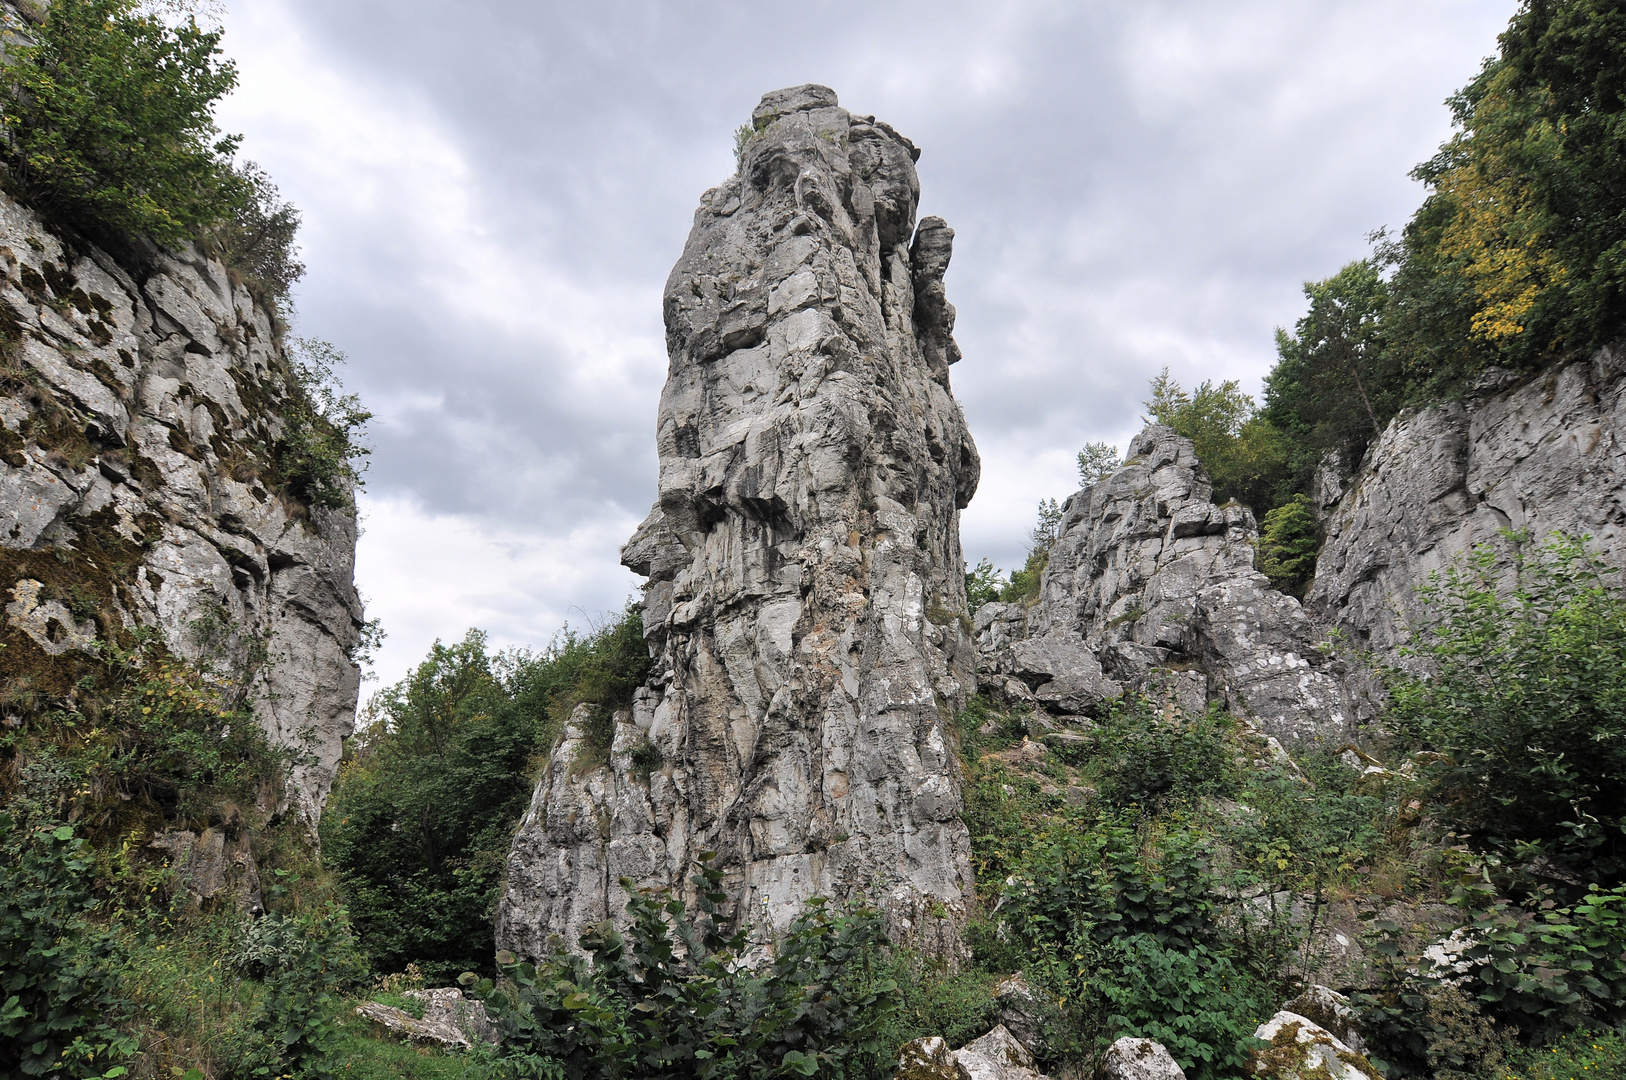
xmin=235 ymin=0 xmax=1516 ymax=603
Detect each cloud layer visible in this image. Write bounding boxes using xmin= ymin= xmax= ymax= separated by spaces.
xmin=213 ymin=0 xmax=1516 ymax=689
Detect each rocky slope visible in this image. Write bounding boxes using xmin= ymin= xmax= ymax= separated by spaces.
xmin=497 ymin=84 xmax=981 ymax=957
xmin=976 ymin=425 xmax=1352 ymax=744
xmin=0 ymin=189 xmax=365 ymax=823
xmin=1310 ymin=345 xmax=1626 ymax=663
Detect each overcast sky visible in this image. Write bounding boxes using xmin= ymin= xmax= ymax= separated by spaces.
xmin=212 ymin=0 xmax=1517 ymax=692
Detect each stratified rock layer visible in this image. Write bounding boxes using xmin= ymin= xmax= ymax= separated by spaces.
xmin=1311 ymin=347 xmax=1626 ymax=663
xmin=0 ymin=189 xmax=364 ymax=822
xmin=978 ymin=425 xmax=1350 ymax=742
xmin=497 ymin=85 xmax=981 ymax=956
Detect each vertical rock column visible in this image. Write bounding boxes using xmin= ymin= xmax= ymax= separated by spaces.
xmin=497 ymin=85 xmax=981 ymax=957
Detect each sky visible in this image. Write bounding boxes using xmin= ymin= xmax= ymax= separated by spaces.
xmin=210 ymin=0 xmax=1519 ymax=692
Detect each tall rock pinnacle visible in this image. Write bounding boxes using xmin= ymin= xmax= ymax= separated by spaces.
xmin=497 ymin=85 xmax=981 ymax=956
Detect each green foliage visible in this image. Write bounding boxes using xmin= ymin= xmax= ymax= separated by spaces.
xmin=1047 ymin=700 xmax=1238 ymax=810
xmin=464 ymin=858 xmax=898 ymax=1079
xmin=1388 ymin=534 xmax=1626 ymax=887
xmin=273 ymin=338 xmax=371 ymax=512
xmin=1255 ymin=494 xmax=1322 ymax=598
xmin=1441 ymin=882 xmax=1626 ymax=1037
xmin=323 ymin=608 xmax=651 ymax=985
xmin=1095 ymin=935 xmax=1269 ymax=1080
xmin=0 ymin=815 xmax=137 ymax=1078
xmin=1264 ymin=259 xmax=1404 ymax=477
xmin=1505 ymin=1026 xmax=1626 ymax=1079
xmin=1076 ymin=441 xmax=1121 ymax=486
xmin=1143 ymin=368 xmax=1294 ymax=511
xmin=205 ymin=161 xmax=305 ymax=312
xmin=964 ymin=558 xmax=1006 ymax=613
xmin=236 ymin=908 xmax=365 ymax=1080
xmin=0 ymin=0 xmax=243 ymax=247
xmin=1388 ymin=0 xmax=1626 ymax=377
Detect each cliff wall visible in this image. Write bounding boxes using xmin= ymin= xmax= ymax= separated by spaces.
xmin=1310 ymin=346 xmax=1626 ymax=664
xmin=0 ymin=189 xmax=364 ymax=822
xmin=497 ymin=85 xmax=981 ymax=957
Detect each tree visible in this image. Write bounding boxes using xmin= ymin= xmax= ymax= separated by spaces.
xmin=1143 ymin=369 xmax=1294 ymax=512
xmin=0 ymin=0 xmax=245 ymax=246
xmin=1387 ymin=0 xmax=1626 ymax=381
xmin=1077 ymin=441 xmax=1121 ymax=486
xmin=1265 ymin=260 xmax=1404 ymax=477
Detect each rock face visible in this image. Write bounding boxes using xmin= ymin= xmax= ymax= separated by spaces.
xmin=497 ymin=85 xmax=981 ymax=956
xmin=977 ymin=425 xmax=1350 ymax=742
xmin=0 ymin=189 xmax=365 ymax=822
xmin=1311 ymin=347 xmax=1626 ymax=664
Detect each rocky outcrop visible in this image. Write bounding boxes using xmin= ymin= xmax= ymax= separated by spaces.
xmin=0 ymin=189 xmax=365 ymax=822
xmin=895 ymin=1026 xmax=1049 ymax=1080
xmin=1311 ymin=347 xmax=1626 ymax=664
xmin=977 ymin=425 xmax=1350 ymax=743
xmin=1252 ymin=1011 xmax=1381 ymax=1080
xmin=497 ymin=85 xmax=981 ymax=956
xmin=1101 ymin=1037 xmax=1186 ymax=1080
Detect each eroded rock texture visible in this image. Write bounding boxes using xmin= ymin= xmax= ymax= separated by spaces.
xmin=977 ymin=425 xmax=1350 ymax=742
xmin=497 ymin=85 xmax=981 ymax=957
xmin=0 ymin=190 xmax=365 ymax=822
xmin=1310 ymin=347 xmax=1626 ymax=664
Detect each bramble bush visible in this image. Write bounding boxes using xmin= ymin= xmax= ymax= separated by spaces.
xmin=464 ymin=857 xmax=899 ymax=1080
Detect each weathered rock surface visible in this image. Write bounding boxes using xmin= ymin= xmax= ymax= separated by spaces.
xmin=1311 ymin=347 xmax=1626 ymax=664
xmin=1252 ymin=1011 xmax=1380 ymax=1079
xmin=0 ymin=188 xmax=365 ymax=822
xmin=498 ymin=85 xmax=980 ymax=956
xmin=149 ymin=826 xmax=263 ymax=913
xmin=354 ymin=988 xmax=499 ymax=1049
xmin=978 ymin=425 xmax=1350 ymax=742
xmin=1101 ymin=1037 xmax=1186 ymax=1080
xmin=951 ymin=1025 xmax=1047 ymax=1080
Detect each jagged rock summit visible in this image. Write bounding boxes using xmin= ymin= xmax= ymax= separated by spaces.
xmin=498 ymin=85 xmax=982 ymax=955
xmin=978 ymin=424 xmax=1352 ymax=743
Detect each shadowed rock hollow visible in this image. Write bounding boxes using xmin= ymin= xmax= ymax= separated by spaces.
xmin=497 ymin=85 xmax=982 ymax=956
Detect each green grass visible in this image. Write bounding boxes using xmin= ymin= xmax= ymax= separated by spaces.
xmin=1503 ymin=1028 xmax=1626 ymax=1080
xmin=330 ymin=1010 xmax=470 ymax=1079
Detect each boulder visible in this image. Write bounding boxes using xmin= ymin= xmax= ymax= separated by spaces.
xmin=1252 ymin=1011 xmax=1381 ymax=1080
xmin=1284 ymin=985 xmax=1366 ymax=1054
xmin=896 ymin=1035 xmax=958 ymax=1080
xmin=1101 ymin=1037 xmax=1186 ymax=1080
xmin=354 ymin=987 xmax=498 ymax=1049
xmin=952 ymin=1024 xmax=1046 ymax=1080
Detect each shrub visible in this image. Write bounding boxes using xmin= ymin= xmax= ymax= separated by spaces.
xmin=324 ymin=609 xmax=651 ymax=984
xmin=1506 ymin=1026 xmax=1626 ymax=1080
xmin=464 ymin=858 xmax=898 ymax=1079
xmin=1388 ymin=534 xmax=1626 ymax=888
xmin=1048 ymin=699 xmax=1238 ymax=810
xmin=233 ymin=907 xmax=366 ymax=1080
xmin=0 ymin=814 xmax=137 ymax=1078
xmin=1143 ymin=368 xmax=1294 ymax=513
xmin=964 ymin=558 xmax=1006 ymax=613
xmin=205 ymin=161 xmax=304 ymax=312
xmin=1255 ymin=494 xmax=1322 ymax=598
xmin=0 ymin=0 xmax=243 ymax=247
xmin=1096 ymin=934 xmax=1270 ymax=1080
xmin=273 ymin=338 xmax=371 ymax=511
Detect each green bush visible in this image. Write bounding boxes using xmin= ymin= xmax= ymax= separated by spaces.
xmin=0 ymin=0 xmax=243 ymax=247
xmin=1095 ymin=934 xmax=1270 ymax=1080
xmin=0 ymin=814 xmax=137 ymax=1079
xmin=1049 ymin=701 xmax=1238 ymax=809
xmin=1389 ymin=534 xmax=1626 ymax=888
xmin=1076 ymin=441 xmax=1121 ymax=486
xmin=1255 ymin=494 xmax=1322 ymax=598
xmin=964 ymin=558 xmax=1006 ymax=613
xmin=465 ymin=858 xmax=898 ymax=1079
xmin=324 ymin=608 xmax=651 ymax=984
xmin=231 ymin=907 xmax=366 ymax=1080
xmin=1505 ymin=1026 xmax=1626 ymax=1080
xmin=273 ymin=339 xmax=371 ymax=512
xmin=205 ymin=161 xmax=304 ymax=312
